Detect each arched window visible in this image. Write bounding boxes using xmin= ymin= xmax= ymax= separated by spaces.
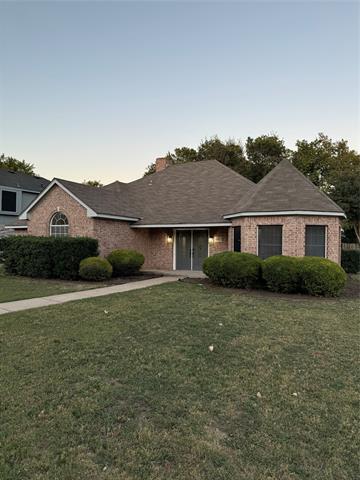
xmin=50 ymin=212 xmax=69 ymax=237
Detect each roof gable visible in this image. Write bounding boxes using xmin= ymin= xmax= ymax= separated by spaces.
xmin=225 ymin=159 xmax=344 ymax=218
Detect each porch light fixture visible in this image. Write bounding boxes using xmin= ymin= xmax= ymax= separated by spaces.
xmin=166 ymin=233 xmax=173 ymax=244
xmin=209 ymin=235 xmax=215 ymax=245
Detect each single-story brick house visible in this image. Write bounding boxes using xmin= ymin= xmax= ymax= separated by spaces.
xmin=13 ymin=158 xmax=345 ymax=271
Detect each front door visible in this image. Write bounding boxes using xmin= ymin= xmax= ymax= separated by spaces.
xmin=192 ymin=230 xmax=208 ymax=270
xmin=175 ymin=230 xmax=208 ymax=270
xmin=175 ymin=230 xmax=192 ymax=270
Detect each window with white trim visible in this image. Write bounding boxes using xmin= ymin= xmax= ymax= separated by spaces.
xmin=305 ymin=225 xmax=326 ymax=257
xmin=50 ymin=212 xmax=69 ymax=237
xmin=258 ymin=225 xmax=282 ymax=259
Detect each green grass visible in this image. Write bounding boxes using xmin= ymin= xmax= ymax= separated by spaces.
xmin=1 ymin=282 xmax=359 ymax=479
xmin=0 ymin=264 xmax=102 ymax=303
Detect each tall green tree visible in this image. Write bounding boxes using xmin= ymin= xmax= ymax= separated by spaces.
xmin=197 ymin=137 xmax=247 ymax=174
xmin=245 ymin=134 xmax=289 ymax=183
xmin=331 ymin=170 xmax=360 ymax=242
xmin=292 ymin=133 xmax=359 ymax=192
xmin=0 ymin=154 xmax=35 ymax=175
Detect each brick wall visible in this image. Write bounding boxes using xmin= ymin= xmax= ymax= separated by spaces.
xmin=209 ymin=227 xmax=229 ymax=255
xmin=92 ymin=221 xmax=173 ymax=270
xmin=230 ymin=215 xmax=341 ymax=264
xmin=25 ymin=185 xmax=173 ymax=269
xmin=27 ymin=185 xmax=94 ymax=237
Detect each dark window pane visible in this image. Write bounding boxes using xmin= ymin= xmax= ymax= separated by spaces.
xmin=258 ymin=225 xmax=282 ymax=259
xmin=234 ymin=226 xmax=241 ymax=252
xmin=305 ymin=226 xmax=325 ymax=257
xmin=2 ymin=190 xmax=17 ymax=212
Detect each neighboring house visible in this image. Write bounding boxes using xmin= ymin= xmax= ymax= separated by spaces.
xmin=15 ymin=158 xmax=345 ymax=270
xmin=0 ymin=169 xmax=49 ymax=230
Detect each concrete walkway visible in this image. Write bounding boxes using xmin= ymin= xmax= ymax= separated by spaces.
xmin=0 ymin=276 xmax=180 ymax=315
xmin=145 ymin=269 xmax=206 ymax=279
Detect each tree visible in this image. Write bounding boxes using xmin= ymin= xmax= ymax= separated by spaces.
xmin=292 ymin=133 xmax=359 ymax=193
xmin=245 ymin=134 xmax=289 ymax=183
xmin=0 ymin=154 xmax=35 ymax=175
xmin=331 ymin=170 xmax=360 ymax=242
xmin=83 ymin=179 xmax=103 ymax=187
xmin=144 ymin=137 xmax=247 ymax=176
xmin=168 ymin=147 xmax=198 ymax=164
xmin=197 ymin=137 xmax=247 ymax=175
xmin=144 ymin=163 xmax=157 ymax=176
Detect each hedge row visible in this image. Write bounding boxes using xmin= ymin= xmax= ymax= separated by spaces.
xmin=3 ymin=236 xmax=98 ymax=280
xmin=203 ymin=252 xmax=347 ymax=297
xmin=341 ymin=249 xmax=360 ymax=274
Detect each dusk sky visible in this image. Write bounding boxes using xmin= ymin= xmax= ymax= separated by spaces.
xmin=0 ymin=1 xmax=359 ymax=183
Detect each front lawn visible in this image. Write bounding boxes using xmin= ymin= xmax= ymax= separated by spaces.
xmin=0 ymin=264 xmax=100 ymax=303
xmin=1 ymin=282 xmax=359 ymax=479
xmin=0 ymin=264 xmax=158 ymax=303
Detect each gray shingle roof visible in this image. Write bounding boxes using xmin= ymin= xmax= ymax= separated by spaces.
xmin=25 ymin=159 xmax=344 ymax=224
xmin=225 ymin=159 xmax=344 ymax=217
xmin=126 ymin=160 xmax=255 ymax=225
xmin=57 ymin=179 xmax=140 ymax=219
xmin=58 ymin=160 xmax=254 ymax=224
xmin=0 ymin=169 xmax=49 ymax=192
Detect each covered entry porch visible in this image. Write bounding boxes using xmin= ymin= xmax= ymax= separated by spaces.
xmin=132 ymin=225 xmax=230 ymax=272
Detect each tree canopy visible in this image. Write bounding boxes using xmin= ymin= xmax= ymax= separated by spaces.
xmin=0 ymin=154 xmax=35 ymax=175
xmin=245 ymin=134 xmax=290 ymax=183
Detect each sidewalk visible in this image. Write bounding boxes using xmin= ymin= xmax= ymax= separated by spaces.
xmin=0 ymin=276 xmax=180 ymax=315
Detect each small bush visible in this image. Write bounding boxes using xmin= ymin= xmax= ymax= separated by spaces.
xmin=298 ymin=257 xmax=347 ymax=297
xmin=79 ymin=257 xmax=112 ymax=281
xmin=107 ymin=249 xmax=145 ymax=276
xmin=3 ymin=236 xmax=98 ymax=279
xmin=341 ymin=249 xmax=360 ymax=274
xmin=203 ymin=252 xmax=262 ymax=288
xmin=262 ymin=256 xmax=301 ymax=293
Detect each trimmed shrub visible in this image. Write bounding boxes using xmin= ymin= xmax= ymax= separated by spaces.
xmin=107 ymin=249 xmax=145 ymax=276
xmin=79 ymin=257 xmax=112 ymax=281
xmin=3 ymin=236 xmax=98 ymax=279
xmin=298 ymin=257 xmax=347 ymax=297
xmin=262 ymin=256 xmax=301 ymax=293
xmin=203 ymin=252 xmax=262 ymax=288
xmin=341 ymin=249 xmax=360 ymax=274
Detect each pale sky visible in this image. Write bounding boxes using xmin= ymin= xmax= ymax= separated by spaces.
xmin=0 ymin=1 xmax=359 ymax=184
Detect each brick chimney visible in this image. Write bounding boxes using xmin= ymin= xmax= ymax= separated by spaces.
xmin=155 ymin=157 xmax=171 ymax=172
